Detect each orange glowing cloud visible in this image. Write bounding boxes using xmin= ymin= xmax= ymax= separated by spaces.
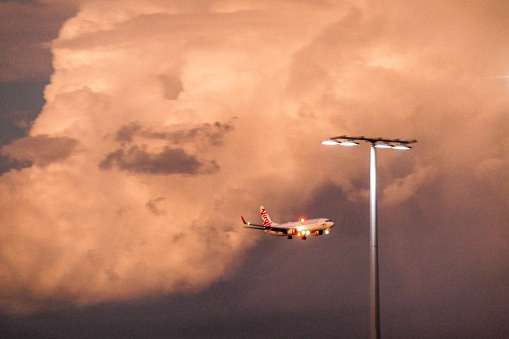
xmin=0 ymin=0 xmax=508 ymax=315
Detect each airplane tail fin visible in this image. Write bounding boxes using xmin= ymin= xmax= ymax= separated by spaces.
xmin=260 ymin=206 xmax=273 ymax=227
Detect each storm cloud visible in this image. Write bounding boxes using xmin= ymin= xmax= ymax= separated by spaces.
xmin=0 ymin=1 xmax=507 ymax=337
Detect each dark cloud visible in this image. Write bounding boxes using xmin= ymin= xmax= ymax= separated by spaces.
xmin=0 ymin=0 xmax=77 ymax=82
xmin=115 ymin=121 xmax=234 ymax=146
xmin=0 ymin=81 xmax=48 ymax=144
xmin=114 ymin=122 xmax=142 ymax=144
xmin=104 ymin=121 xmax=233 ymax=175
xmin=1 ymin=134 xmax=78 ymax=167
xmin=168 ymin=122 xmax=234 ymax=147
xmin=100 ymin=145 xmax=219 ymax=175
xmin=0 ymin=81 xmax=50 ymax=173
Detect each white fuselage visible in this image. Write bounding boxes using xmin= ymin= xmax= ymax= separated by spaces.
xmin=242 ymin=206 xmax=335 ymax=239
xmin=264 ymin=218 xmax=335 ymax=237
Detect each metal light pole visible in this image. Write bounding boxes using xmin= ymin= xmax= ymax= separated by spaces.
xmin=369 ymin=142 xmax=380 ymax=339
xmin=322 ymin=136 xmax=417 ymax=339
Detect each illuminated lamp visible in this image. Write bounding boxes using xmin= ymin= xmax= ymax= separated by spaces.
xmin=374 ymin=143 xmax=392 ymax=148
xmin=338 ymin=140 xmax=359 ymax=146
xmin=321 ymin=140 xmax=340 ymax=145
xmin=392 ymin=143 xmax=411 ymax=150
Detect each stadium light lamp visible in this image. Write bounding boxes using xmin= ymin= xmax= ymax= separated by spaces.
xmin=339 ymin=140 xmax=359 ymax=146
xmin=321 ymin=140 xmax=340 ymax=146
xmin=392 ymin=143 xmax=412 ymax=150
xmin=322 ymin=135 xmax=416 ymax=339
xmin=374 ymin=143 xmax=392 ymax=149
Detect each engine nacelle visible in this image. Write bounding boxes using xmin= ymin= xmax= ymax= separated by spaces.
xmin=287 ymin=228 xmax=296 ymax=235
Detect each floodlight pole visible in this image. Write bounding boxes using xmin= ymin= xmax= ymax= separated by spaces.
xmin=369 ymin=143 xmax=380 ymax=339
xmin=322 ymin=135 xmax=416 ymax=339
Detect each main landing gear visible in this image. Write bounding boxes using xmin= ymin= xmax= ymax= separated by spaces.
xmin=287 ymin=235 xmax=307 ymax=239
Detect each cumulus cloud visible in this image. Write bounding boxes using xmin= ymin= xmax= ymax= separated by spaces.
xmin=0 ymin=0 xmax=508 ymax=317
xmin=2 ymin=0 xmax=341 ymax=313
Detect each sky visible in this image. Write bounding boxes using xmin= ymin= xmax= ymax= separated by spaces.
xmin=0 ymin=0 xmax=508 ymax=338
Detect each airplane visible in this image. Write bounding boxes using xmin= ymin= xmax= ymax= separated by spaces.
xmin=241 ymin=206 xmax=335 ymax=240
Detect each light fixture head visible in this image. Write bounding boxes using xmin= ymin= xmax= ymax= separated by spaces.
xmin=374 ymin=143 xmax=392 ymax=148
xmin=321 ymin=140 xmax=340 ymax=145
xmin=338 ymin=140 xmax=359 ymax=146
xmin=392 ymin=144 xmax=411 ymax=150
xmin=322 ymin=135 xmax=416 ymax=149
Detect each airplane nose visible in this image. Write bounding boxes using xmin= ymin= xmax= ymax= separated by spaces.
xmin=328 ymin=221 xmax=335 ymax=228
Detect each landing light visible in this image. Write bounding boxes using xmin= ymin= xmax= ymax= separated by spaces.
xmin=300 ymin=218 xmax=305 ymax=223
xmin=325 ymin=229 xmax=330 ymax=234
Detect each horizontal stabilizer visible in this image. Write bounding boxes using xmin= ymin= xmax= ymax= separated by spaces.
xmin=241 ymin=216 xmax=266 ymax=228
xmin=244 ymin=225 xmax=266 ymax=230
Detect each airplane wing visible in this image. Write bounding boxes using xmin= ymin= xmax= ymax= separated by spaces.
xmin=267 ymin=226 xmax=294 ymax=232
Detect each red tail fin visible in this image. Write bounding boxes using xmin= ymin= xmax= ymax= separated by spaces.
xmin=260 ymin=206 xmax=272 ymax=227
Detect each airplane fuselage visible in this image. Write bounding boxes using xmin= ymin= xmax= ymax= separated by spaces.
xmin=242 ymin=206 xmax=334 ymax=240
xmin=265 ymin=218 xmax=335 ymax=237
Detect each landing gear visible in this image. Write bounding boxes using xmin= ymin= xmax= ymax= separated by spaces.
xmin=301 ymin=236 xmax=307 ymax=240
xmin=287 ymin=235 xmax=292 ymax=239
